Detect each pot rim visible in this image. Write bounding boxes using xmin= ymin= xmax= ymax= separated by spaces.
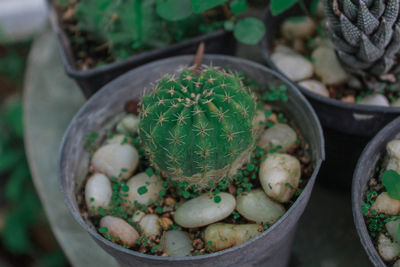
xmin=260 ymin=6 xmax=400 ymax=115
xmin=58 ymin=54 xmax=325 ymax=262
xmin=352 ymin=116 xmax=400 ymax=267
xmin=46 ymin=0 xmax=230 ymax=78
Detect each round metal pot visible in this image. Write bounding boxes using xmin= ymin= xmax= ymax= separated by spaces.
xmin=352 ymin=116 xmax=400 ymax=267
xmin=59 ymin=55 xmax=324 ymax=267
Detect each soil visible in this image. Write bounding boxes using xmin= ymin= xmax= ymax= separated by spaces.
xmin=271 ymin=16 xmax=400 ymax=105
xmin=53 ymin=1 xmax=226 ymax=71
xmin=77 ymin=85 xmax=315 ymax=257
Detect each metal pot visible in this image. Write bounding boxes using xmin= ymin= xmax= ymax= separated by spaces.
xmin=59 ymin=55 xmax=324 ymax=267
xmin=352 ymin=116 xmax=400 ymax=267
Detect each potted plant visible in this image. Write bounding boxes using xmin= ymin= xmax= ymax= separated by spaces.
xmin=59 ymin=54 xmax=324 ymax=266
xmin=353 ymin=116 xmax=400 ymax=266
xmin=261 ymin=0 xmax=400 ymax=188
xmin=48 ymin=0 xmax=266 ymax=98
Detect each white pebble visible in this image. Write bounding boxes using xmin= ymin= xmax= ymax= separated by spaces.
xmin=259 ymin=153 xmax=301 ymax=203
xmin=236 ymin=189 xmax=285 ymax=224
xmin=377 ymin=233 xmax=400 ymax=261
xmin=91 ymin=143 xmax=139 ymax=181
xmin=281 ymin=16 xmax=316 ymax=41
xmin=132 ymin=210 xmax=146 ymax=223
xmin=359 ymin=94 xmax=389 ymax=107
xmin=386 ymin=219 xmax=400 ymax=244
xmin=299 ymin=80 xmax=329 ymax=97
xmin=163 ymin=230 xmax=193 ymax=257
xmin=258 ymin=123 xmax=297 ymax=152
xmin=139 ymin=214 xmax=161 ymax=238
xmin=174 ymin=192 xmax=236 ymax=228
xmin=386 ymin=140 xmax=400 ymax=173
xmin=391 ymin=98 xmax=400 ymax=107
xmin=99 ymin=216 xmax=139 ymax=247
xmin=117 ymin=114 xmax=140 ymax=133
xmin=271 ymin=48 xmax=314 ymax=82
xmin=125 ymin=172 xmax=163 ymax=206
xmin=312 ymin=46 xmax=348 ymax=85
xmin=204 ymin=223 xmax=262 ymax=252
xmin=105 ymin=134 xmax=130 ymax=145
xmin=370 ymin=192 xmax=400 ymax=216
xmin=85 ymin=173 xmax=112 ymax=214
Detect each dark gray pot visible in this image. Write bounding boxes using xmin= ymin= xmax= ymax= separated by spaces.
xmin=260 ymin=4 xmax=400 ymax=189
xmin=59 ymin=55 xmax=325 ymax=267
xmin=352 ymin=116 xmax=400 ymax=267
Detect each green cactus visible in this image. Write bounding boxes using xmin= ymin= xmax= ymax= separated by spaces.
xmin=324 ymin=0 xmax=400 ymax=76
xmin=139 ymin=66 xmax=257 ymax=189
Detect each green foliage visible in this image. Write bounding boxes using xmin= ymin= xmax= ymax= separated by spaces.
xmin=70 ymin=0 xmax=264 ymax=62
xmin=0 ymin=46 xmax=27 ymax=83
xmin=234 ymin=18 xmax=266 ymax=45
xmin=191 ymin=0 xmax=228 ymax=13
xmin=270 ymin=0 xmax=299 ymax=16
xmin=382 ymin=170 xmax=400 ymax=200
xmin=139 ymin=66 xmax=256 ymax=188
xmin=156 ymin=0 xmax=192 ymax=21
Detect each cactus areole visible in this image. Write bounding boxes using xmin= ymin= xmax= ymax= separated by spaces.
xmin=324 ymin=0 xmax=400 ymax=77
xmin=139 ymin=66 xmax=257 ymax=189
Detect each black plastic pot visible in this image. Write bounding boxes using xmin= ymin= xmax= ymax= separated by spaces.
xmin=47 ymin=0 xmax=236 ymax=99
xmin=352 ymin=116 xmax=400 ymax=267
xmin=261 ymin=4 xmax=400 ymax=189
xmin=59 ymin=55 xmax=324 ymax=266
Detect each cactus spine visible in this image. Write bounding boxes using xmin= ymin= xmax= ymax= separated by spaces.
xmin=139 ymin=66 xmax=257 ymax=189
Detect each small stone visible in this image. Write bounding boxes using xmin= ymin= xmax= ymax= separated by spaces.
xmin=253 ymin=110 xmax=267 ymax=134
xmin=92 ymin=143 xmax=139 ymax=181
xmin=159 ymin=217 xmax=173 ymax=231
xmin=312 ymin=46 xmax=348 ymax=85
xmin=259 ymin=153 xmax=301 ymax=203
xmin=132 ymin=210 xmax=146 ymax=223
xmin=341 ymin=95 xmax=355 ymax=103
xmin=258 ymin=123 xmax=297 ymax=152
xmin=271 ymin=48 xmax=314 ymax=82
xmin=162 ymin=230 xmax=193 ymax=257
xmin=281 ymin=16 xmax=316 ymax=41
xmin=236 ymin=189 xmax=285 ymax=224
xmin=204 ymin=223 xmax=262 ymax=252
xmin=348 ymin=76 xmax=363 ymax=89
xmin=174 ymin=192 xmax=236 ymax=228
xmin=192 ymin=238 xmax=204 ymax=250
xmin=116 ymin=114 xmax=140 ymax=133
xmin=139 ymin=214 xmax=161 ymax=238
xmin=85 ymin=173 xmax=112 ymax=214
xmin=299 ymin=80 xmax=329 ymax=97
xmin=377 ymin=233 xmax=400 ymax=261
xmin=164 ymin=197 xmax=176 ymax=207
xmin=359 ymin=94 xmax=389 ymax=107
xmin=370 ymin=192 xmax=400 ymax=216
xmin=105 ymin=134 xmax=131 ymax=145
xmin=387 ymin=140 xmax=400 ymax=173
xmin=125 ymin=172 xmax=164 ymax=206
xmin=99 ymin=216 xmax=139 ymax=247
xmin=385 ymin=219 xmax=400 ymax=244
xmin=391 ymin=98 xmax=400 ymax=107
xmin=394 ymin=259 xmax=400 ymax=267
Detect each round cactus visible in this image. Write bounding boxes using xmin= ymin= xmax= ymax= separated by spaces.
xmin=139 ymin=66 xmax=257 ymax=189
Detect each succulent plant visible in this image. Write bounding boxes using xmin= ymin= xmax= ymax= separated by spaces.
xmin=139 ymin=66 xmax=257 ymax=189
xmin=324 ymin=0 xmax=400 ymax=77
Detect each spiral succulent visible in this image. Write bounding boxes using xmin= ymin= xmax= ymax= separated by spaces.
xmin=139 ymin=66 xmax=257 ymax=189
xmin=324 ymin=0 xmax=400 ymax=76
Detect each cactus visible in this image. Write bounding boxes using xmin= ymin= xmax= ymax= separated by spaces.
xmin=139 ymin=66 xmax=257 ymax=189
xmin=324 ymin=0 xmax=400 ymax=77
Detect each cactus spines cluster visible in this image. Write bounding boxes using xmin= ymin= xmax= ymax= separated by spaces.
xmin=139 ymin=66 xmax=257 ymax=189
xmin=324 ymin=0 xmax=400 ymax=76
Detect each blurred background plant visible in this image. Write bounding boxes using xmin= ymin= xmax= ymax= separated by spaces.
xmin=0 ymin=42 xmax=68 ymax=267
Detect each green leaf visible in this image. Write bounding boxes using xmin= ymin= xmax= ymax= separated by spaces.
xmin=270 ymin=0 xmax=299 ymax=16
xmin=156 ymin=0 xmax=193 ymax=21
xmin=224 ymin=20 xmax=235 ymax=31
xmin=0 ymin=149 xmax=24 ymax=173
xmin=5 ymin=165 xmax=29 ymax=202
xmin=233 ymin=17 xmax=266 ymax=45
xmin=137 ymin=186 xmax=148 ymax=195
xmin=230 ymin=0 xmax=248 ymax=15
xmin=191 ymin=0 xmax=228 ymax=13
xmin=382 ymin=170 xmax=400 ymax=200
xmin=310 ymin=0 xmax=320 ymax=16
